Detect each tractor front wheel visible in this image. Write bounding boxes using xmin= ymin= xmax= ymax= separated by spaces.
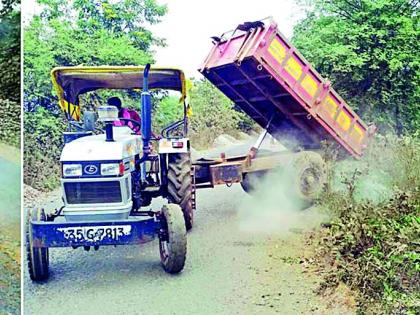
xmin=159 ymin=204 xmax=187 ymax=274
xmin=167 ymin=153 xmax=193 ymax=231
xmin=26 ymin=208 xmax=49 ymax=282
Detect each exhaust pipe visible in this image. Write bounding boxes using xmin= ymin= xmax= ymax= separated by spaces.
xmin=141 ymin=64 xmax=152 ymax=154
xmin=138 ymin=64 xmax=152 ymax=182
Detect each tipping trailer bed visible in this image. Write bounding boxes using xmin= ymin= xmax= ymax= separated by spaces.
xmin=199 ymin=18 xmax=371 ymax=158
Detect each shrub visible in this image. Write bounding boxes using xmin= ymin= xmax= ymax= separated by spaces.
xmin=24 ymin=108 xmax=65 ymax=190
xmin=317 ymin=134 xmax=420 ymax=314
xmin=188 ymin=80 xmax=253 ymax=148
xmin=0 ymin=99 xmax=20 ymax=147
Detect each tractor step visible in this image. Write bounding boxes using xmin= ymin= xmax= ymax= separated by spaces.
xmin=191 ymin=166 xmax=197 ymax=211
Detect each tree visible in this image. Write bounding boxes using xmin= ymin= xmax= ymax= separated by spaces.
xmin=187 ymin=79 xmax=254 ymax=148
xmin=24 ymin=0 xmax=167 ymax=188
xmin=292 ymin=0 xmax=419 ymax=134
xmin=24 ymin=0 xmax=167 ymax=112
xmin=0 ymin=0 xmax=20 ymax=102
xmin=0 ymin=0 xmax=20 ymax=146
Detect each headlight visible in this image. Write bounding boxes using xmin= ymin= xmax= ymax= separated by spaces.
xmin=97 ymin=105 xmax=119 ymax=122
xmin=101 ymin=163 xmax=124 ymax=176
xmin=62 ymin=164 xmax=82 ymax=177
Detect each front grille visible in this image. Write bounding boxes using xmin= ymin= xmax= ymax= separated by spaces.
xmin=64 ymin=181 xmax=122 ymax=204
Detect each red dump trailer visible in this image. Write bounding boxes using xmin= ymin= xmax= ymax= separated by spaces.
xmin=199 ymin=18 xmax=372 ymax=158
xmin=192 ymin=18 xmax=373 ymax=205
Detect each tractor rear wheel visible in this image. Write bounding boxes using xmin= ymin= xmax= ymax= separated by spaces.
xmin=159 ymin=204 xmax=187 ymax=274
xmin=286 ymin=151 xmax=327 ymax=207
xmin=26 ymin=208 xmax=49 ymax=282
xmin=167 ymin=153 xmax=193 ymax=231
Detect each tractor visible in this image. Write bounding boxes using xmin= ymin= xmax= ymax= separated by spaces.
xmin=26 ymin=65 xmax=194 ymax=281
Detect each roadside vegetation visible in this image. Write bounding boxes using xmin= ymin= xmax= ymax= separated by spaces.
xmin=23 ymin=1 xmax=419 ymax=313
xmin=315 ymin=135 xmax=419 ymax=314
xmin=292 ymin=1 xmax=419 ymax=313
xmin=0 ymin=0 xmax=20 ymax=147
xmin=0 ymin=1 xmax=20 ymax=313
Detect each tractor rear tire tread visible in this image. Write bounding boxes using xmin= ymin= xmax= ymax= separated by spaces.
xmin=167 ymin=153 xmax=193 ymax=231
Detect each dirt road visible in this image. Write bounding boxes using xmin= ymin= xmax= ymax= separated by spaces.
xmin=23 ymin=181 xmax=354 ymax=315
xmin=0 ymin=145 xmax=21 ymax=315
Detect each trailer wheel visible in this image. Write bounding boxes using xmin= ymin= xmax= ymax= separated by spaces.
xmin=287 ymin=151 xmax=326 ymax=206
xmin=167 ymin=153 xmax=193 ymax=231
xmin=159 ymin=204 xmax=187 ymax=274
xmin=26 ymin=208 xmax=49 ymax=282
xmin=240 ymin=171 xmax=267 ymax=194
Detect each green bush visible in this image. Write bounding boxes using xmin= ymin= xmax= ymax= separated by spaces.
xmin=317 ymin=134 xmax=420 ymax=314
xmin=188 ymin=80 xmax=254 ymax=148
xmin=0 ymin=99 xmax=20 ymax=147
xmin=153 ymin=95 xmax=183 ymax=131
xmin=24 ymin=108 xmax=65 ymax=190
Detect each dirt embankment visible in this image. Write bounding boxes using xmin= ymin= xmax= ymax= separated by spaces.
xmin=0 ymin=143 xmax=21 ymax=315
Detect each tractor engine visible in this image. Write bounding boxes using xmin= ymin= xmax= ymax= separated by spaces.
xmin=60 ymin=127 xmax=142 ymax=222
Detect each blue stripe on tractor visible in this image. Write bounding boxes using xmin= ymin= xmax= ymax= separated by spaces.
xmin=30 ymin=218 xmax=160 ymax=248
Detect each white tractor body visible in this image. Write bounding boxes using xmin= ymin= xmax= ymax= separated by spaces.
xmin=60 ymin=127 xmax=141 ymax=222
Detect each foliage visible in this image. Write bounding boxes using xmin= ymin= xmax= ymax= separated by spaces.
xmin=24 ymin=0 xmax=167 ymax=112
xmin=24 ymin=0 xmax=167 ymax=188
xmin=316 ymin=134 xmax=420 ymax=314
xmin=188 ymin=79 xmax=254 ymax=148
xmin=0 ymin=99 xmax=20 ymax=147
xmin=153 ymin=95 xmax=183 ymax=131
xmin=24 ymin=108 xmax=65 ymax=190
xmin=295 ymin=4 xmax=420 ymax=310
xmin=153 ymin=80 xmax=256 ymax=147
xmin=0 ymin=0 xmax=20 ymax=146
xmin=292 ymin=0 xmax=420 ymax=134
xmin=0 ymin=0 xmax=20 ymax=103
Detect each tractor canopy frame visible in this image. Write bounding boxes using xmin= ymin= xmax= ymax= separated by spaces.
xmin=51 ymin=66 xmax=190 ymax=122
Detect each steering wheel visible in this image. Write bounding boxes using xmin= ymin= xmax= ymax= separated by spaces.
xmin=118 ymin=118 xmax=160 ymax=139
xmin=118 ymin=118 xmax=142 ymax=132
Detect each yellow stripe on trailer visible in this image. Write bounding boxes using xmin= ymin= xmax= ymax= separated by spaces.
xmin=337 ymin=110 xmax=352 ymax=131
xmin=285 ymin=57 xmax=302 ymax=81
xmin=268 ymin=39 xmax=286 ymax=64
xmin=324 ymin=96 xmax=338 ymax=118
xmin=350 ymin=124 xmax=365 ymax=144
xmin=301 ymin=75 xmax=318 ymax=98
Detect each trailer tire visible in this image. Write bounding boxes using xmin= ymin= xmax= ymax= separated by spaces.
xmin=167 ymin=153 xmax=193 ymax=231
xmin=159 ymin=204 xmax=187 ymax=274
xmin=287 ymin=151 xmax=326 ymax=206
xmin=240 ymin=171 xmax=267 ymax=194
xmin=26 ymin=208 xmax=49 ymax=282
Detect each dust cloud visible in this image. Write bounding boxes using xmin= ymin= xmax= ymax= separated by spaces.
xmin=237 ymin=167 xmax=328 ymax=236
xmin=332 ymin=158 xmax=393 ymax=204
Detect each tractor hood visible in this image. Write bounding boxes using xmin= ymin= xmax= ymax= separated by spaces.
xmin=51 ymin=66 xmax=187 ymax=120
xmin=60 ymin=128 xmax=141 ymax=162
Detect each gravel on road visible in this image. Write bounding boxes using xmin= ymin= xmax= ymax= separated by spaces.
xmin=23 ymin=183 xmax=354 ymax=315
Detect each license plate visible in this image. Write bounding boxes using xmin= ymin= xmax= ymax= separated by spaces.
xmin=57 ymin=225 xmax=132 ymax=243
